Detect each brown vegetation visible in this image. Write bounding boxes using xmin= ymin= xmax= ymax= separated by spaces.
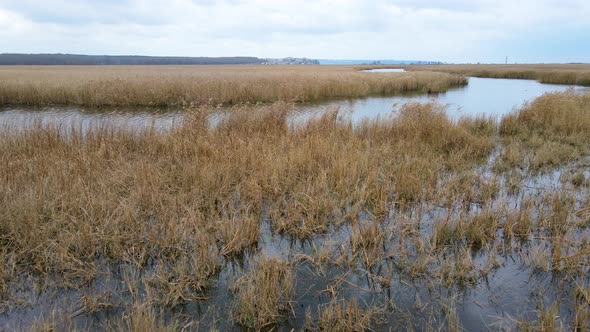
xmin=499 ymin=89 xmax=590 ymax=172
xmin=0 ymin=65 xmax=465 ymax=107
xmin=1 ymin=88 xmax=589 ymax=330
xmin=306 ymin=299 xmax=382 ymax=331
xmin=404 ymin=63 xmax=590 ymax=86
xmin=231 ymin=256 xmax=293 ymax=329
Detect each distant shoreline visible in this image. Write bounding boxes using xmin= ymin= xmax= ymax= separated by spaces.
xmin=0 ymin=53 xmax=442 ymax=66
xmin=0 ymin=53 xmax=265 ymax=66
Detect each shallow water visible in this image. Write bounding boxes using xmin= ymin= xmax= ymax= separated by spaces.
xmin=0 ymin=77 xmax=587 ymax=132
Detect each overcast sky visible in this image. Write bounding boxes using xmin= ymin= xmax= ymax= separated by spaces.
xmin=1 ymin=0 xmax=589 ymax=63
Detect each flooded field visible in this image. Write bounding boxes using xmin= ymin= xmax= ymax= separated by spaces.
xmin=1 ymin=75 xmax=589 ymax=331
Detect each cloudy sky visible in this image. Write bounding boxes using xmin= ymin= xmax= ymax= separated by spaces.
xmin=1 ymin=0 xmax=589 ymax=63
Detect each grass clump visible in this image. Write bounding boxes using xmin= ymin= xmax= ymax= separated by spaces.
xmin=517 ymin=303 xmax=562 ymax=332
xmin=117 ymin=304 xmax=187 ymax=332
xmin=231 ymin=256 xmax=294 ymax=329
xmin=306 ymin=299 xmax=382 ymax=332
xmin=499 ymin=90 xmax=590 ymax=172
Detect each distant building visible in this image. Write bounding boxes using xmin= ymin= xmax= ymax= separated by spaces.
xmin=264 ymin=57 xmax=320 ymax=65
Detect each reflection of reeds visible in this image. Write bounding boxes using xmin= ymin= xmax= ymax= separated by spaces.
xmin=0 ymin=65 xmax=466 ymax=107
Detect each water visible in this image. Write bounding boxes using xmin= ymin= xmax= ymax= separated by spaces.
xmin=0 ymin=77 xmax=586 ymax=131
xmin=361 ymin=68 xmax=405 ymax=73
xmin=297 ymin=77 xmax=587 ymax=122
xmin=0 ymin=107 xmax=183 ymax=132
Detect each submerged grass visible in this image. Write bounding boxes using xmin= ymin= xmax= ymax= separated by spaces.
xmin=0 ymin=65 xmax=466 ymax=107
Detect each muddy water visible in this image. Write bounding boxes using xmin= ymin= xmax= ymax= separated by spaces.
xmin=0 ymin=77 xmax=587 ymax=132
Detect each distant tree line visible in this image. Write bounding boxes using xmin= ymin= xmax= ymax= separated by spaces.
xmin=0 ymin=53 xmax=266 ymax=65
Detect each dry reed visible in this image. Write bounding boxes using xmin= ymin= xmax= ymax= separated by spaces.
xmin=0 ymin=65 xmax=466 ymax=107
xmin=405 ymin=63 xmax=590 ymax=86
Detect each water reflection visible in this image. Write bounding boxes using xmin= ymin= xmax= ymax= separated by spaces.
xmin=296 ymin=77 xmax=588 ymax=122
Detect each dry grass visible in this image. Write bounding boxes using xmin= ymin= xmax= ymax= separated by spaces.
xmin=230 ymin=256 xmax=293 ymax=329
xmin=306 ymin=299 xmax=382 ymax=332
xmin=499 ymin=90 xmax=590 ymax=172
xmin=0 ymin=65 xmax=466 ymax=107
xmin=404 ymin=64 xmax=590 ymax=86
xmin=117 ymin=304 xmax=186 ymax=332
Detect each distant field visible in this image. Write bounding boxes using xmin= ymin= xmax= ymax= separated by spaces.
xmin=404 ymin=63 xmax=590 ymax=86
xmin=0 ymin=65 xmax=465 ymax=107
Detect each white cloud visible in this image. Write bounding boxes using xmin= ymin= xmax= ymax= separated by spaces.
xmin=0 ymin=0 xmax=588 ymax=62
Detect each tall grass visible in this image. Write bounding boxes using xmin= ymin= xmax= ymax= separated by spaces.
xmin=499 ymin=90 xmax=590 ymax=171
xmin=0 ymin=65 xmax=466 ymax=107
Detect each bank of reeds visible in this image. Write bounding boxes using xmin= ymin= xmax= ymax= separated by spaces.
xmin=498 ymin=89 xmax=590 ymax=172
xmin=404 ymin=64 xmax=590 ymax=86
xmin=0 ymin=65 xmax=465 ymax=107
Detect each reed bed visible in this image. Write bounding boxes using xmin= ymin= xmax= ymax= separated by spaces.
xmin=0 ymin=65 xmax=465 ymax=107
xmin=404 ymin=63 xmax=590 ymax=86
xmin=1 ymin=90 xmax=590 ymax=330
xmin=498 ymin=89 xmax=590 ymax=172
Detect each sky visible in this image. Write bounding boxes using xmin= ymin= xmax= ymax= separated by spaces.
xmin=0 ymin=0 xmax=589 ymax=63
